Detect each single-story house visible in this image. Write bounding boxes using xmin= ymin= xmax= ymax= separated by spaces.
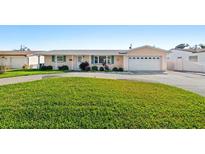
xmin=37 ymin=45 xmax=168 ymax=71
xmin=0 ymin=51 xmax=44 ymax=69
xmin=167 ymin=48 xmax=205 ymax=72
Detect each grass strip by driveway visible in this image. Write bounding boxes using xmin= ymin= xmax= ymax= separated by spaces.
xmin=0 ymin=69 xmax=64 ymax=78
xmin=0 ymin=77 xmax=204 ymax=129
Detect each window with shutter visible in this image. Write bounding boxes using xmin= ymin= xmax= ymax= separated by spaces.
xmin=91 ymin=55 xmax=94 ymax=64
xmin=63 ymin=56 xmax=66 ymax=62
xmin=52 ymin=55 xmax=55 ymax=62
xmin=111 ymin=56 xmax=114 ymax=64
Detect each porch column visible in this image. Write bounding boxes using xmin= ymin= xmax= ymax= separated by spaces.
xmin=123 ymin=55 xmax=128 ymax=71
xmin=89 ymin=55 xmax=92 ymax=65
xmin=55 ymin=55 xmax=58 ymax=70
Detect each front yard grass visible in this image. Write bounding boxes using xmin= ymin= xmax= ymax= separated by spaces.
xmin=0 ymin=69 xmax=64 ymax=78
xmin=0 ymin=77 xmax=204 ymax=128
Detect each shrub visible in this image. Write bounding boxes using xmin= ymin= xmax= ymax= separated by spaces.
xmin=99 ymin=67 xmax=104 ymax=71
xmin=22 ymin=64 xmax=29 ymax=69
xmin=47 ymin=66 xmax=53 ymax=70
xmin=79 ymin=61 xmax=89 ymax=71
xmin=58 ymin=65 xmax=69 ymax=71
xmin=112 ymin=67 xmax=118 ymax=71
xmin=40 ymin=65 xmax=53 ymax=71
xmin=92 ymin=66 xmax=98 ymax=71
xmin=85 ymin=66 xmax=91 ymax=71
xmin=118 ymin=67 xmax=124 ymax=71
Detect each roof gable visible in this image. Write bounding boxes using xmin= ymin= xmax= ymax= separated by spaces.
xmin=127 ymin=45 xmax=168 ymax=54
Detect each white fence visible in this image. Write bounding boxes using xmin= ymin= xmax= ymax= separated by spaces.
xmin=167 ymin=59 xmax=205 ymax=73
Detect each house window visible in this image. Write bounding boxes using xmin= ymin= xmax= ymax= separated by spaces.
xmin=91 ymin=55 xmax=114 ymax=64
xmin=52 ymin=55 xmax=66 ymax=62
xmin=189 ymin=56 xmax=198 ymax=62
xmin=94 ymin=56 xmax=98 ymax=63
xmin=52 ymin=55 xmax=55 ymax=62
xmin=99 ymin=56 xmax=106 ymax=63
xmin=57 ymin=55 xmax=66 ymax=62
xmin=107 ymin=56 xmax=111 ymax=64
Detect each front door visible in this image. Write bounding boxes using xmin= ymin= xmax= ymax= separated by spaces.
xmin=77 ymin=56 xmax=83 ymax=70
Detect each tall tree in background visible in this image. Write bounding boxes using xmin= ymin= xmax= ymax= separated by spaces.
xmin=174 ymin=43 xmax=189 ymax=49
xmin=198 ymin=44 xmax=205 ymax=49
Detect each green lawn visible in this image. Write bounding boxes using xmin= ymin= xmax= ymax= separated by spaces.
xmin=0 ymin=77 xmax=204 ymax=128
xmin=0 ymin=69 xmax=64 ymax=78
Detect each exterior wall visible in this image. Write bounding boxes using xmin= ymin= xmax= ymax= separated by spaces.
xmin=44 ymin=55 xmax=74 ymax=70
xmin=168 ymin=59 xmax=205 ymax=72
xmin=124 ymin=48 xmax=168 ymax=71
xmin=168 ymin=50 xmax=193 ymax=61
xmin=198 ymin=52 xmax=205 ymax=64
xmin=90 ymin=55 xmax=123 ymax=69
xmin=0 ymin=56 xmax=28 ymax=69
xmin=167 ymin=50 xmax=205 ymax=71
xmin=73 ymin=55 xmax=90 ymax=70
xmin=28 ymin=56 xmax=38 ymax=69
xmin=44 ymin=55 xmax=123 ymax=70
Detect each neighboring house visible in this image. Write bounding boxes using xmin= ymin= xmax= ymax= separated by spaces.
xmin=0 ymin=51 xmax=44 ymax=69
xmin=167 ymin=48 xmax=205 ymax=72
xmin=37 ymin=45 xmax=168 ymax=71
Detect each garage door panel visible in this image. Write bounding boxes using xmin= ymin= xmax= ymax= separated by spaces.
xmin=11 ymin=57 xmax=27 ymax=69
xmin=128 ymin=56 xmax=161 ymax=71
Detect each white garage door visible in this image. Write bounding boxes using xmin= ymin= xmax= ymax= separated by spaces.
xmin=128 ymin=56 xmax=161 ymax=71
xmin=10 ymin=57 xmax=27 ymax=69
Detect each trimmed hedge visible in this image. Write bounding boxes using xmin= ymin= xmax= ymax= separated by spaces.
xmin=112 ymin=67 xmax=118 ymax=71
xmin=99 ymin=67 xmax=104 ymax=71
xmin=58 ymin=65 xmax=69 ymax=71
xmin=118 ymin=67 xmax=124 ymax=71
xmin=92 ymin=66 xmax=98 ymax=71
xmin=40 ymin=65 xmax=53 ymax=71
xmin=85 ymin=66 xmax=91 ymax=71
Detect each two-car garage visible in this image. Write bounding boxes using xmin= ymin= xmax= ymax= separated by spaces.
xmin=128 ymin=56 xmax=161 ymax=71
xmin=124 ymin=46 xmax=168 ymax=71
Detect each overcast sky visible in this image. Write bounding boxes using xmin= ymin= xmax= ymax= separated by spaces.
xmin=0 ymin=25 xmax=204 ymax=50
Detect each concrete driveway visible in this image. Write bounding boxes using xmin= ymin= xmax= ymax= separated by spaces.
xmin=0 ymin=71 xmax=205 ymax=96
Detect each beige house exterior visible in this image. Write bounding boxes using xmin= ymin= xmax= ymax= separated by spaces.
xmin=38 ymin=45 xmax=169 ymax=71
xmin=0 ymin=45 xmax=168 ymax=71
